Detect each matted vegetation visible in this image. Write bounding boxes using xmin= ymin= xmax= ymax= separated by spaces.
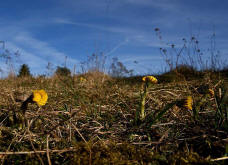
xmin=0 ymin=70 xmax=227 ymax=164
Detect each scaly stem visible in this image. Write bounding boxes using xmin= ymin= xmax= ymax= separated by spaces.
xmin=140 ymin=81 xmax=148 ymax=120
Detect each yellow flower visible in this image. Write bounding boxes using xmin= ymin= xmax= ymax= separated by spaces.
xmin=142 ymin=76 xmax=158 ymax=84
xmin=176 ymin=96 xmax=193 ymax=110
xmin=208 ymin=89 xmax=214 ymax=97
xmin=183 ymin=96 xmax=193 ymax=110
xmin=80 ymin=77 xmax=86 ymax=82
xmin=32 ymin=90 xmax=48 ymax=106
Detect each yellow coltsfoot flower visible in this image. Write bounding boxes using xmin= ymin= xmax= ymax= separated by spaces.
xmin=176 ymin=96 xmax=193 ymax=110
xmin=80 ymin=77 xmax=86 ymax=82
xmin=142 ymin=76 xmax=158 ymax=84
xmin=32 ymin=89 xmax=48 ymax=106
xmin=208 ymin=89 xmax=214 ymax=97
xmin=138 ymin=75 xmax=158 ymax=121
xmin=184 ymin=96 xmax=193 ymax=110
xmin=19 ymin=89 xmax=48 ymax=129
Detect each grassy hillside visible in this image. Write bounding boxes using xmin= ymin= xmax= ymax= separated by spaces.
xmin=0 ymin=71 xmax=227 ymax=164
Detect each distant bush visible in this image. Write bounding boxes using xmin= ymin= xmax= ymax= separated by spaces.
xmin=154 ymin=27 xmax=226 ymax=72
xmin=175 ymin=64 xmax=197 ymax=75
xmin=109 ymin=57 xmax=134 ymax=77
xmin=55 ymin=66 xmax=71 ymax=76
xmin=158 ymin=64 xmax=202 ymax=82
xmin=18 ymin=64 xmax=31 ymax=77
xmin=80 ymin=53 xmax=107 ymax=73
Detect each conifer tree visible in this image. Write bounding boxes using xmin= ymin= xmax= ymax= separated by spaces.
xmin=18 ymin=64 xmax=31 ymax=77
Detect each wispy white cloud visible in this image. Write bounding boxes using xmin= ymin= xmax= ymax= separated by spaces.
xmin=53 ymin=18 xmax=137 ymax=34
xmin=125 ymin=0 xmax=179 ymax=10
xmin=114 ymin=53 xmax=164 ymax=75
xmin=118 ymin=54 xmax=162 ymax=63
xmin=53 ymin=17 xmax=167 ymax=50
xmin=13 ymin=32 xmax=67 ymax=62
xmin=0 ymin=27 xmax=79 ymax=75
xmin=105 ymin=38 xmax=129 ymax=56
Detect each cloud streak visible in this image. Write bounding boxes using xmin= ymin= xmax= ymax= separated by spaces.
xmin=53 ymin=18 xmax=138 ymax=34
xmin=0 ymin=26 xmax=79 ymax=75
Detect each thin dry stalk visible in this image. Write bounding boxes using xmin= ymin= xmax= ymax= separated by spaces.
xmin=0 ymin=148 xmax=76 ymax=155
xmin=1 ymin=133 xmax=20 ymax=165
xmin=43 ymin=110 xmax=78 ymax=136
xmin=46 ymin=135 xmax=52 ymax=165
xmin=27 ymin=129 xmax=45 ymax=165
xmin=211 ymin=156 xmax=228 ymax=161
xmin=72 ymin=124 xmax=92 ymax=165
xmin=69 ymin=107 xmax=72 ymax=142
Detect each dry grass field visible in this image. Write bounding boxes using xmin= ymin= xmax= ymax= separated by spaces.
xmin=0 ymin=70 xmax=227 ymax=164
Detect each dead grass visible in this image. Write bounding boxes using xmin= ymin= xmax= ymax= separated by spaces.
xmin=0 ymin=72 xmax=227 ymax=164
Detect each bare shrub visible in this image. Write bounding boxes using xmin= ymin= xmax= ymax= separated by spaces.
xmin=80 ymin=52 xmax=107 ymax=73
xmin=109 ymin=57 xmax=134 ymax=77
xmin=154 ymin=27 xmax=226 ymax=72
xmin=0 ymin=41 xmax=20 ymax=77
xmin=55 ymin=66 xmax=71 ymax=77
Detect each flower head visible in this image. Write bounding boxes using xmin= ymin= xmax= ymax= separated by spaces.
xmin=142 ymin=76 xmax=158 ymax=84
xmin=32 ymin=90 xmax=48 ymax=106
xmin=176 ymin=96 xmax=193 ymax=110
xmin=208 ymin=89 xmax=214 ymax=97
xmin=183 ymin=96 xmax=193 ymax=110
xmin=80 ymin=77 xmax=86 ymax=82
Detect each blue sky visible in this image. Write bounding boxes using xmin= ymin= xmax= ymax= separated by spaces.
xmin=0 ymin=0 xmax=227 ymax=76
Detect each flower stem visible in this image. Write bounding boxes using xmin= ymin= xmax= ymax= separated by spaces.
xmin=140 ymin=81 xmax=148 ymax=120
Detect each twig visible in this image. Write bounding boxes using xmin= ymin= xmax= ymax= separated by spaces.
xmin=211 ymin=156 xmax=228 ymax=161
xmin=69 ymin=106 xmax=72 ymax=142
xmin=0 ymin=148 xmax=76 ymax=155
xmin=72 ymin=124 xmax=88 ymax=146
xmin=158 ymin=128 xmax=170 ymax=143
xmin=9 ymin=92 xmax=16 ymax=104
xmin=46 ymin=135 xmax=52 ymax=165
xmin=131 ymin=142 xmax=162 ymax=145
xmin=151 ymin=122 xmax=176 ymax=128
xmin=27 ymin=129 xmax=45 ymax=165
xmin=1 ymin=132 xmax=20 ymax=164
xmin=43 ymin=111 xmax=78 ymax=136
xmin=72 ymin=124 xmax=92 ymax=165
